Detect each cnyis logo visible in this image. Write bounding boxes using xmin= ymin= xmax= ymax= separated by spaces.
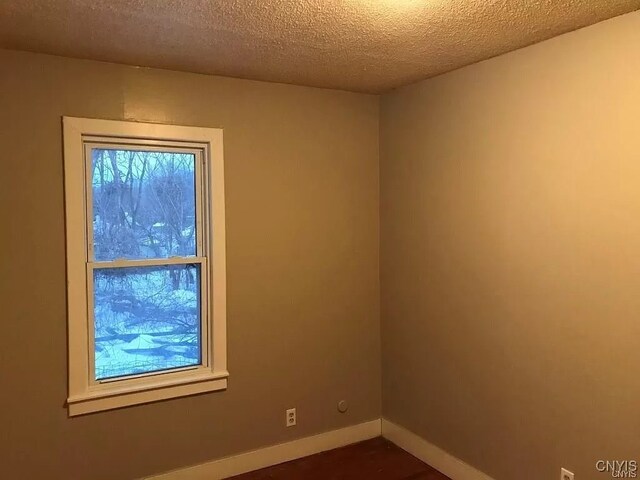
xmin=596 ymin=460 xmax=638 ymax=478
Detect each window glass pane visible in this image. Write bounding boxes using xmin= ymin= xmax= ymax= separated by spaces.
xmin=91 ymin=148 xmax=197 ymax=261
xmin=94 ymin=264 xmax=201 ymax=380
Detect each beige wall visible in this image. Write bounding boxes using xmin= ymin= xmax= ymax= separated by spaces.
xmin=381 ymin=11 xmax=640 ymax=480
xmin=0 ymin=49 xmax=380 ymax=480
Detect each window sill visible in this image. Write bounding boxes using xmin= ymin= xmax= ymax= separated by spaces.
xmin=67 ymin=370 xmax=229 ymax=416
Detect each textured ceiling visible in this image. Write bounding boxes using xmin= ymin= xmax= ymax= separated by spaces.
xmin=1 ymin=1 xmax=639 ymax=93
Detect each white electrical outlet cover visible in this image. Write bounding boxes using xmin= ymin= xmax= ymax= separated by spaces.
xmin=286 ymin=408 xmax=296 ymax=427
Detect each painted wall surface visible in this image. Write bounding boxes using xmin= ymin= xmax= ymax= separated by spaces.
xmin=381 ymin=11 xmax=640 ymax=480
xmin=0 ymin=49 xmax=380 ymax=480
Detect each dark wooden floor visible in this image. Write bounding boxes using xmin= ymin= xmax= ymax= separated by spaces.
xmin=227 ymin=437 xmax=450 ymax=480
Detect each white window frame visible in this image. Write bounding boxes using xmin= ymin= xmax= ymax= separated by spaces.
xmin=63 ymin=117 xmax=228 ymax=416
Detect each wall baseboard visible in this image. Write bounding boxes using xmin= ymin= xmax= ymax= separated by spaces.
xmin=145 ymin=418 xmax=494 ymax=480
xmin=381 ymin=419 xmax=495 ymax=480
xmin=145 ymin=419 xmax=382 ymax=480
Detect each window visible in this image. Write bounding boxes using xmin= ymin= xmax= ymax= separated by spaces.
xmin=64 ymin=117 xmax=227 ymax=416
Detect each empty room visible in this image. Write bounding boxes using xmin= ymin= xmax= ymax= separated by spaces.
xmin=1 ymin=1 xmax=639 ymax=479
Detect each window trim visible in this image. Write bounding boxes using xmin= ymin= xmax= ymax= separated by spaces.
xmin=63 ymin=117 xmax=228 ymax=416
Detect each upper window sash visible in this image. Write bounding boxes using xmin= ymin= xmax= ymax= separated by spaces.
xmin=84 ymin=143 xmax=207 ymax=264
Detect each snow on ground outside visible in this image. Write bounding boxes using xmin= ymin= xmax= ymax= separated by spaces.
xmin=94 ymin=268 xmax=201 ymax=380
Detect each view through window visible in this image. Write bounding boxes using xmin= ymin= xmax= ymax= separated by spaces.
xmin=89 ymin=148 xmax=203 ymax=380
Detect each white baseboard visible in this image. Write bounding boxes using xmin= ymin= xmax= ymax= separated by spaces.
xmin=381 ymin=419 xmax=495 ymax=480
xmin=145 ymin=418 xmax=494 ymax=480
xmin=145 ymin=419 xmax=382 ymax=480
